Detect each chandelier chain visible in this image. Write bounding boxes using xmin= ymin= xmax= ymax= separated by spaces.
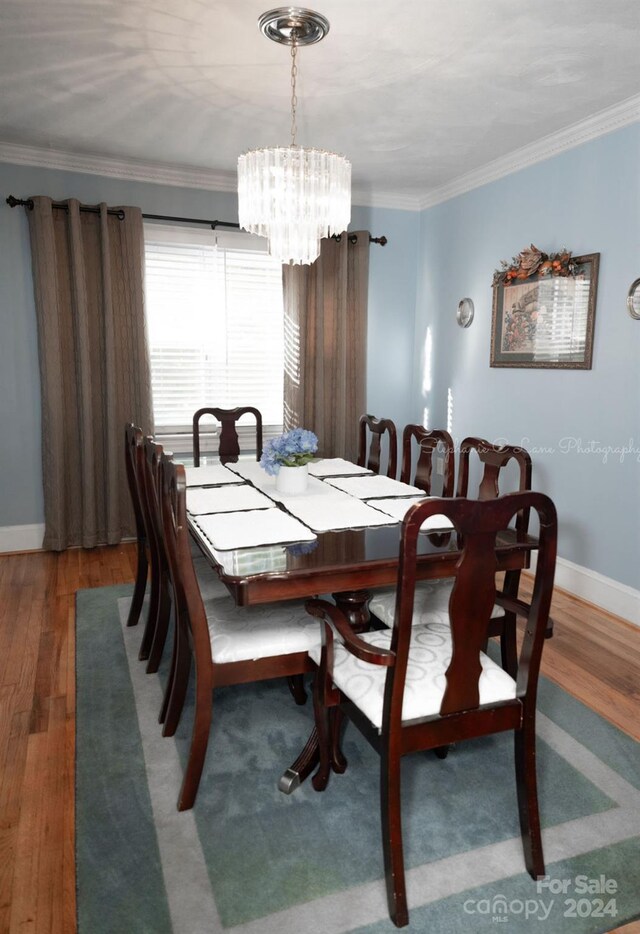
xmin=290 ymin=36 xmax=298 ymax=147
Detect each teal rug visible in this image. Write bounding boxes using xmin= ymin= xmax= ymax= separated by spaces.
xmin=76 ymin=585 xmax=640 ymax=933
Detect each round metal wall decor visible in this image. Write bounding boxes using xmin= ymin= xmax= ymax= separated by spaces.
xmin=456 ymin=297 xmax=475 ymax=328
xmin=627 ymin=277 xmax=640 ymax=319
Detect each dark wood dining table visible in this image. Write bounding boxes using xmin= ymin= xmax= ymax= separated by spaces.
xmin=188 ymin=477 xmax=538 ymax=792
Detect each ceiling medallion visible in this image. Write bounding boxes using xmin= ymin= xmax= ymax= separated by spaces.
xmin=237 ymin=7 xmax=351 ymax=265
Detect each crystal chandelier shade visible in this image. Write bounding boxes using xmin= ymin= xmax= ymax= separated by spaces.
xmin=238 ymin=146 xmax=351 ymax=266
xmin=237 ymin=8 xmax=351 ymax=266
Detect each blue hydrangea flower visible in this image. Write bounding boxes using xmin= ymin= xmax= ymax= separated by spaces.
xmin=260 ymin=428 xmax=318 ymax=475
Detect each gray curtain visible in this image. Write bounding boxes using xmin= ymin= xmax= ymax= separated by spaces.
xmin=27 ymin=197 xmax=153 ymax=550
xmin=283 ymin=232 xmax=369 ymax=461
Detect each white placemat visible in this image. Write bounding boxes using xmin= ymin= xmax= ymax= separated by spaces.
xmin=263 ymin=475 xmax=329 ymax=503
xmin=184 ymin=465 xmax=246 ymax=487
xmin=308 ymin=458 xmax=373 ymax=478
xmin=324 ymin=475 xmax=423 ymax=499
xmin=193 ymin=509 xmax=317 ymax=551
xmin=368 ymin=496 xmax=454 ymax=530
xmin=283 ymin=492 xmax=398 ymax=532
xmin=187 ymin=486 xmax=275 ymax=515
xmin=226 ymin=461 xmax=271 ymax=487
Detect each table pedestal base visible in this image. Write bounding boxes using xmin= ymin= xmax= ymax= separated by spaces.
xmin=278 ymin=729 xmax=320 ymax=795
xmin=279 ymin=588 xmax=368 ymax=794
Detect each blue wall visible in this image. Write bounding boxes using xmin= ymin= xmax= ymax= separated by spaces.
xmin=0 ymin=161 xmax=419 ymax=528
xmin=414 ymin=124 xmax=640 ymax=587
xmin=4 ymin=124 xmax=637 ymax=589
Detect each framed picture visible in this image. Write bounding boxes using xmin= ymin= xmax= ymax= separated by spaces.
xmin=490 ymin=249 xmax=599 ymax=369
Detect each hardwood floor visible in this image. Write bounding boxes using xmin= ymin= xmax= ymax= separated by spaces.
xmin=0 ymin=544 xmax=638 ymax=933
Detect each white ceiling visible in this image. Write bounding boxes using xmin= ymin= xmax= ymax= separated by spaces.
xmin=1 ymin=0 xmax=639 ymax=208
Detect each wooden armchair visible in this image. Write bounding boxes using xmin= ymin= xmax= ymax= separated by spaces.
xmin=159 ymin=454 xmax=320 ymax=810
xmin=358 ymin=414 xmax=398 ymax=478
xmin=306 ymin=492 xmax=557 ymax=927
xmin=192 ymin=406 xmax=263 ymax=466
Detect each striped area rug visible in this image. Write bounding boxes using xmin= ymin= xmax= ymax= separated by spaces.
xmin=75 ymin=585 xmax=640 ymax=933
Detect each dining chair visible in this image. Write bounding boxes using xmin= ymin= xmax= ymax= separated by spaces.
xmin=143 ymin=439 xmax=233 ymax=648
xmin=400 ymin=425 xmax=455 ymax=496
xmin=369 ymin=437 xmax=542 ymax=678
xmin=123 ymin=426 xmax=172 ymax=670
xmin=192 ymin=406 xmax=263 ymax=466
xmin=367 ymin=425 xmax=455 ymax=628
xmin=455 ymin=436 xmax=535 ymax=675
xmin=159 ymin=453 xmax=321 ymax=810
xmin=138 ymin=437 xmax=173 ymax=674
xmin=143 ymin=441 xmax=241 ymax=725
xmin=124 ymin=424 xmax=148 ymax=628
xmin=358 ymin=414 xmax=398 ymax=478
xmin=306 ymin=492 xmax=557 ymax=928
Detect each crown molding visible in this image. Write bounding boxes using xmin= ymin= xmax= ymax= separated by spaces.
xmin=418 ymin=92 xmax=640 ymax=210
xmin=1 ymin=92 xmax=638 ymax=213
xmin=0 ymin=141 xmax=238 ymax=193
xmin=351 ymin=187 xmax=421 ymax=211
xmin=0 ymin=139 xmax=421 ymax=210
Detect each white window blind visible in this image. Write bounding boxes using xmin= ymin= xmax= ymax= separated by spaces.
xmin=143 ymin=224 xmax=284 ymax=448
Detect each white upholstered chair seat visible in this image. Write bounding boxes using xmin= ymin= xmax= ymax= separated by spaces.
xmin=309 ymin=621 xmax=516 ymax=731
xmin=369 ymin=579 xmax=502 ymax=628
xmin=205 ymin=597 xmax=321 ymax=664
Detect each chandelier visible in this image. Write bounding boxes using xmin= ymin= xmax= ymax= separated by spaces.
xmin=237 ymin=7 xmax=351 ymax=266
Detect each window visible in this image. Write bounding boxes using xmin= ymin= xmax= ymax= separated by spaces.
xmin=143 ymin=224 xmax=284 ymax=456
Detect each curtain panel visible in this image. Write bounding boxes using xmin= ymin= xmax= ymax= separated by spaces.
xmin=27 ymin=197 xmax=153 ymax=550
xmin=283 ymin=232 xmax=369 ymax=461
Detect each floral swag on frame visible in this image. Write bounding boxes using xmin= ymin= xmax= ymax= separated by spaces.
xmin=492 ymin=244 xmax=579 ymax=287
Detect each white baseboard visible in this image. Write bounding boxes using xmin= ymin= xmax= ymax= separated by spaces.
xmin=529 ymin=553 xmax=640 ymax=627
xmin=0 ymin=523 xmax=45 ymax=553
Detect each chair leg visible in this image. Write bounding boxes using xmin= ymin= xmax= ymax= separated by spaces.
xmin=158 ymin=641 xmax=175 ymax=725
xmin=177 ymin=673 xmax=212 ymax=812
xmin=146 ymin=575 xmax=171 ymax=674
xmin=381 ymin=746 xmax=409 ymax=927
xmin=514 ymin=712 xmax=545 ymax=879
xmin=311 ymin=674 xmax=332 ymax=792
xmin=126 ymin=541 xmax=148 ymax=627
xmin=500 ymin=613 xmax=518 ymax=677
xmin=138 ymin=549 xmax=160 ymax=661
xmin=287 ymin=674 xmax=307 ymax=705
xmin=434 ymin=745 xmax=450 ymax=760
xmin=330 ymin=706 xmax=348 ymax=774
xmin=159 ymin=608 xmax=179 ymax=725
xmin=162 ymin=621 xmax=192 ymax=737
xmin=500 ymin=570 xmax=521 ymax=677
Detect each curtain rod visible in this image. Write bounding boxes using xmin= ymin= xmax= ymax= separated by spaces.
xmin=6 ymin=196 xmax=387 ymax=245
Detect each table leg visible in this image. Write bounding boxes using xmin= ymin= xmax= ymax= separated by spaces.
xmin=279 ymin=589 xmax=371 ymax=794
xmin=332 ymin=589 xmax=370 ymax=632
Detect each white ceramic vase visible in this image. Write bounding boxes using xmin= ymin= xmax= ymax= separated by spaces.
xmin=275 ymin=464 xmax=309 ymax=495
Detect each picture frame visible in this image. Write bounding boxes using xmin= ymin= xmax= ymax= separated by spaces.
xmin=490 ymin=250 xmax=599 ymax=369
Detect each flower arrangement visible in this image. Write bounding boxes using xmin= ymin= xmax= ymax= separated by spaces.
xmin=492 ymin=244 xmax=578 ymax=287
xmin=259 ymin=428 xmax=318 ymax=476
